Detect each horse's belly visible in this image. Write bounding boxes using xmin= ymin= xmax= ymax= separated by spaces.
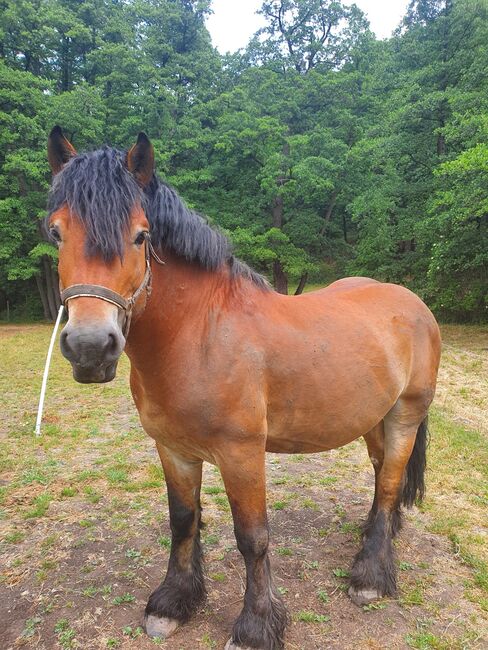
xmin=264 ymin=377 xmax=399 ymax=453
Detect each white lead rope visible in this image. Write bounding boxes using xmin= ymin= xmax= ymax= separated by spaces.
xmin=35 ymin=304 xmax=65 ymax=437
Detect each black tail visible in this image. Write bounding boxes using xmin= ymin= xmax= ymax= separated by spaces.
xmin=401 ymin=416 xmax=429 ymax=508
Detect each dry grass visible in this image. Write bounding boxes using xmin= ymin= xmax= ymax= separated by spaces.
xmin=436 ymin=324 xmax=488 ymax=434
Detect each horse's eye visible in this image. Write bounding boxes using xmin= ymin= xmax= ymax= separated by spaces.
xmin=134 ymin=231 xmax=148 ymax=246
xmin=49 ymin=227 xmax=61 ymax=244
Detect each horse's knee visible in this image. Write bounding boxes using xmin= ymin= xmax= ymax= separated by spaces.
xmin=167 ymin=486 xmax=200 ymax=541
xmin=235 ymin=525 xmax=269 ymax=559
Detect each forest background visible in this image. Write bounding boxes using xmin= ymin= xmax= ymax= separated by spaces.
xmin=1 ymin=0 xmax=487 ymax=322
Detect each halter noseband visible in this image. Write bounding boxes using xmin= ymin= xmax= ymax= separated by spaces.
xmin=60 ymin=233 xmax=164 ymax=338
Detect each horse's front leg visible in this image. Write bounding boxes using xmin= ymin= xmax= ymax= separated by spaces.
xmin=218 ymin=442 xmax=287 ymax=650
xmin=144 ymin=444 xmax=206 ymax=638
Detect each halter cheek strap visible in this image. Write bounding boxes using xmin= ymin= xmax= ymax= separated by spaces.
xmin=60 ymin=234 xmax=164 ymax=338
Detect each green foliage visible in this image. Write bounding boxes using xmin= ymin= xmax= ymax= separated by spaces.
xmin=0 ymin=0 xmax=487 ymax=319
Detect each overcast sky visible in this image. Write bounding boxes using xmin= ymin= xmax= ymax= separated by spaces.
xmin=206 ymin=0 xmax=410 ymax=53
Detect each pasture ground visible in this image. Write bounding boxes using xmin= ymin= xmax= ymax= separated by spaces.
xmin=0 ymin=323 xmax=487 ymax=650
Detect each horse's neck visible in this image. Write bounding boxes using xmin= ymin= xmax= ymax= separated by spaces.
xmin=125 ymin=252 xmax=239 ymax=357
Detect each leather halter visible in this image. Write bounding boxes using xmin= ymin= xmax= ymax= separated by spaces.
xmin=60 ymin=233 xmax=164 ymax=338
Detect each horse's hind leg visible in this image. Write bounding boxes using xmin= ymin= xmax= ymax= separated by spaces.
xmin=349 ymin=398 xmax=429 ymax=606
xmin=144 ymin=445 xmax=206 ymax=638
xmin=362 ymin=422 xmax=402 ymax=537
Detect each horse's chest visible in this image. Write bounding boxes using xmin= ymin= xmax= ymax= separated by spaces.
xmin=133 ymin=383 xmax=219 ymax=461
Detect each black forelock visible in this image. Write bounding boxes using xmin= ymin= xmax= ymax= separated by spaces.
xmin=47 ymin=145 xmax=269 ymax=289
xmin=48 ymin=147 xmax=141 ymax=260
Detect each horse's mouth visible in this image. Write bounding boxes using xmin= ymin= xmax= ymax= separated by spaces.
xmin=72 ymin=361 xmax=118 ymax=384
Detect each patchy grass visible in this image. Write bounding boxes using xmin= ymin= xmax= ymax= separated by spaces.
xmin=294 ymin=610 xmax=330 ymax=623
xmin=0 ymin=323 xmax=487 ymax=649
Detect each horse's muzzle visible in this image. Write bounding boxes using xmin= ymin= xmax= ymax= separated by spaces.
xmin=60 ymin=322 xmax=125 ymax=383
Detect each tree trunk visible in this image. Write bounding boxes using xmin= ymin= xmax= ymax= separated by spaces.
xmin=273 ymin=259 xmax=288 ymax=295
xmin=42 ymin=257 xmax=60 ymax=320
xmin=272 ymin=194 xmax=283 ymax=228
xmin=51 ymin=265 xmax=61 ymax=310
xmin=294 ymin=273 xmax=308 ymax=295
xmin=271 ymin=142 xmax=291 ymax=294
xmin=320 ymin=189 xmax=338 ymax=235
xmin=35 ymin=274 xmax=51 ymax=320
xmin=437 ymin=133 xmax=446 ymax=156
xmin=47 ymin=261 xmax=61 ymax=312
xmin=61 ymin=36 xmax=70 ymax=91
xmin=342 ymin=214 xmax=348 ymax=243
xmin=272 ymin=189 xmax=289 ymax=293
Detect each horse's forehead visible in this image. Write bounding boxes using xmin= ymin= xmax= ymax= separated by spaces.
xmin=50 ymin=203 xmax=147 ymax=231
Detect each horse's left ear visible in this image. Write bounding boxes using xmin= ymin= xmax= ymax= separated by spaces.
xmin=48 ymin=126 xmax=77 ymax=174
xmin=126 ymin=132 xmax=154 ymax=187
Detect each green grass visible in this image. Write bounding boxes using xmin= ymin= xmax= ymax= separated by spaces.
xmin=210 ymin=572 xmax=226 ymax=582
xmin=294 ymin=611 xmax=330 ymax=623
xmin=54 ymin=619 xmax=76 ymax=649
xmin=24 ymin=493 xmax=52 ymax=518
xmin=157 ymin=535 xmax=171 ymax=549
xmin=399 ymin=580 xmax=426 ymax=607
xmin=423 ymin=408 xmax=488 ymax=606
xmin=3 ymin=530 xmax=25 ymax=543
xmin=332 ymin=567 xmax=350 ymax=578
xmin=22 ymin=617 xmax=42 ymax=638
xmin=60 ymin=486 xmax=77 ymax=497
xmin=112 ymin=593 xmax=135 ymax=605
xmin=213 ymin=495 xmax=230 ymax=511
xmin=276 ymin=547 xmax=293 ymax=556
xmin=316 ymin=589 xmax=329 ymax=604
xmin=272 ymin=500 xmax=287 ymax=510
xmin=203 ymin=485 xmax=224 ymax=495
xmin=106 ymin=467 xmax=129 ymax=484
xmin=319 ymin=476 xmax=338 ymax=486
xmin=406 ymin=632 xmax=451 ymax=649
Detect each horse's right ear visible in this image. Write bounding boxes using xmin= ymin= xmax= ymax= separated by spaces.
xmin=48 ymin=126 xmax=77 ymax=174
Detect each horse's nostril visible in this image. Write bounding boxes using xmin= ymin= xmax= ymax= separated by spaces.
xmin=60 ymin=329 xmax=71 ymax=355
xmin=106 ymin=331 xmax=118 ymax=355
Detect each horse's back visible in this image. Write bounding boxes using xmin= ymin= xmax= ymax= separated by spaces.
xmin=313 ymin=276 xmax=380 ymax=294
xmin=289 ymin=277 xmax=438 ymax=337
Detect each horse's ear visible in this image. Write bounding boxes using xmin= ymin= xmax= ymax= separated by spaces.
xmin=126 ymin=132 xmax=154 ymax=187
xmin=48 ymin=126 xmax=77 ymax=174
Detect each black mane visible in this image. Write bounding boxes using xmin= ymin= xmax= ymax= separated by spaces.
xmin=47 ymin=147 xmax=269 ymax=289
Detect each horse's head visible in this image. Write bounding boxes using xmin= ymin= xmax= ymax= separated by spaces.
xmin=47 ymin=126 xmax=155 ymax=383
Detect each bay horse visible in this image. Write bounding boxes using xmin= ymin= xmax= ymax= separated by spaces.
xmin=47 ymin=126 xmax=441 ymax=650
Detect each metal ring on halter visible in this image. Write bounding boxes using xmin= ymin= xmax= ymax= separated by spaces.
xmin=60 ymin=233 xmax=164 ymax=338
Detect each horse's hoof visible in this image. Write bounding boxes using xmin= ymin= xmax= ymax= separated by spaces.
xmin=224 ymin=640 xmax=256 ymax=650
xmin=144 ymin=614 xmax=179 ymax=638
xmin=348 ymin=586 xmax=382 ymax=606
